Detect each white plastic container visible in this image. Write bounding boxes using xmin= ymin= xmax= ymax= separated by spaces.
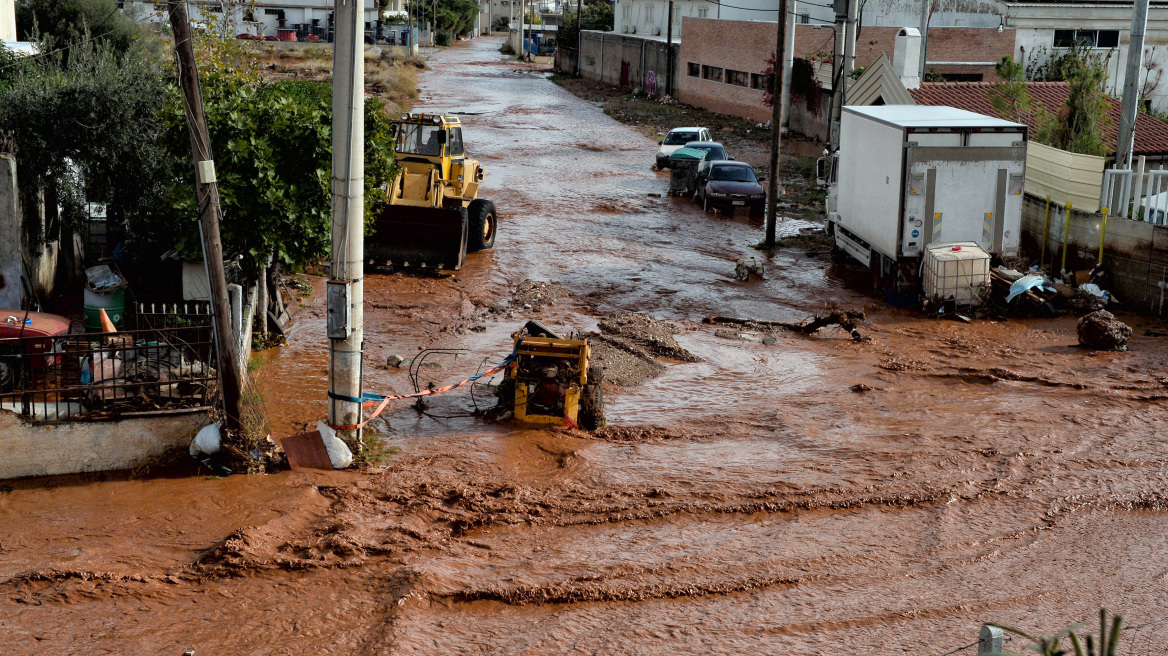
xmin=921 ymin=242 xmax=990 ymax=306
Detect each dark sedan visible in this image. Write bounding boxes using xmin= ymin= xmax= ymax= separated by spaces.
xmin=695 ymin=161 xmax=767 ymax=215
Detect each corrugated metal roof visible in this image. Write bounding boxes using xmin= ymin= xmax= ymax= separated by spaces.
xmin=908 ymin=81 xmax=1168 ymax=157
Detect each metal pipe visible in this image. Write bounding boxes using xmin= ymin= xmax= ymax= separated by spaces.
xmin=1061 ymin=202 xmax=1073 ymax=273
xmin=1040 ymin=195 xmax=1051 ymax=266
xmin=1098 ymin=206 xmax=1109 ymax=264
xmin=328 ymin=0 xmax=366 ymax=443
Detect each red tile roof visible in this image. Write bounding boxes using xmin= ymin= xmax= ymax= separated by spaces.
xmin=907 ymin=81 xmax=1168 ymax=158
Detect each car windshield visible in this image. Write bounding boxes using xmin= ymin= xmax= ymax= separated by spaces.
xmin=664 ymin=130 xmax=700 ymax=145
xmin=710 ymin=165 xmax=757 ymax=182
xmin=690 ymin=145 xmax=726 ymax=160
xmin=395 ymin=123 xmax=444 ymax=156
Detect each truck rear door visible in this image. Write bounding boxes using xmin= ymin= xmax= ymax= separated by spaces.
xmin=901 ymin=131 xmax=1025 ymax=257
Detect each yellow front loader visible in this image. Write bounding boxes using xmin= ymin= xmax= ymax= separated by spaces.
xmin=368 ymin=113 xmax=498 ymax=270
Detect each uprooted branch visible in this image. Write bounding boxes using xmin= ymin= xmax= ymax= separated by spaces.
xmin=704 ymin=310 xmax=868 ymax=341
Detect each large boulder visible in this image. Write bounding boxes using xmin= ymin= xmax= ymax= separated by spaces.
xmin=1077 ymin=310 xmax=1132 ymax=350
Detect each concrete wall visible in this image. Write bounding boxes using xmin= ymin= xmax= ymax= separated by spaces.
xmin=0 ymin=408 xmax=211 ymax=479
xmin=577 ymin=30 xmax=678 ymax=98
xmin=0 ymin=0 xmax=15 ymax=42
xmin=0 ymin=154 xmax=21 ymax=309
xmin=1021 ymin=194 xmax=1168 ymax=314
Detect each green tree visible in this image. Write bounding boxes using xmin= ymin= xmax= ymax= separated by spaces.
xmin=559 ymin=2 xmax=614 ymax=50
xmin=989 ymin=55 xmax=1032 ymax=124
xmin=0 ymin=32 xmax=174 ymax=245
xmin=1033 ymin=56 xmax=1111 ymax=156
xmin=15 ymin=0 xmax=142 ymax=55
xmin=156 ymin=77 xmax=398 ymax=269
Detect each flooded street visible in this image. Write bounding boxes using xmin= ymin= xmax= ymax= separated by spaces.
xmin=3 ymin=37 xmax=1168 ymax=655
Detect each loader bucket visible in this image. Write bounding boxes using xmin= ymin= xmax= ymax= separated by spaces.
xmin=368 ymin=205 xmax=468 ymax=271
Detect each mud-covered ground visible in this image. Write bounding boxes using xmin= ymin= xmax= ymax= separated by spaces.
xmin=3 ymin=38 xmax=1168 ymax=655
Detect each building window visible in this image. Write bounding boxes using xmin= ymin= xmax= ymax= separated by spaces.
xmin=697 ymin=7 xmax=707 ymax=17
xmin=688 ymin=62 xmax=700 ymax=77
xmin=726 ymin=70 xmax=749 ymax=87
xmin=645 ymin=4 xmax=654 ymax=22
xmin=623 ymin=4 xmax=631 ymax=20
xmin=702 ymin=64 xmax=723 ymax=81
xmin=799 ymin=12 xmax=809 ymax=23
xmin=750 ymin=72 xmax=768 ymax=89
xmin=1054 ymin=29 xmax=1119 ymax=49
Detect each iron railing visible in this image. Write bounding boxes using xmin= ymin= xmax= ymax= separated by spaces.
xmin=0 ymin=325 xmax=216 ymax=423
xmin=132 ymin=302 xmax=214 ymax=331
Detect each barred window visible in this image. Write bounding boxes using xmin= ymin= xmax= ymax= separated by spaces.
xmin=750 ymin=73 xmax=768 ymax=90
xmin=701 ymin=65 xmax=723 ymax=81
xmin=726 ymin=70 xmax=749 ymax=87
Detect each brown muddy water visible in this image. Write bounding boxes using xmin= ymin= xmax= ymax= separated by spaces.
xmin=3 ymin=38 xmax=1168 ymax=655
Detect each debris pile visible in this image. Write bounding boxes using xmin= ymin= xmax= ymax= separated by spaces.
xmin=1077 ymin=310 xmax=1132 ymax=351
xmin=510 ymin=280 xmax=570 ymax=312
xmin=588 ymin=313 xmax=700 ymax=387
xmin=704 ymin=309 xmax=868 ymax=342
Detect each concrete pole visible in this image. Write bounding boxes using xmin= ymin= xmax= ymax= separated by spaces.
xmin=574 ymin=0 xmax=581 ymax=76
xmin=765 ymin=0 xmax=788 ymax=248
xmin=329 ymin=0 xmax=365 ymax=441
xmin=829 ymin=3 xmax=846 ymax=148
xmin=1117 ymin=0 xmax=1151 ymax=168
xmin=780 ymin=0 xmax=796 ymax=129
xmin=843 ymin=0 xmax=857 ymax=85
xmin=917 ymin=0 xmax=930 ymax=80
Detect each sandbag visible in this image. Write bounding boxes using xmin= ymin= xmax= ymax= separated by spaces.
xmin=189 ymin=421 xmax=221 ymax=457
xmin=316 ymin=421 xmax=354 ymax=469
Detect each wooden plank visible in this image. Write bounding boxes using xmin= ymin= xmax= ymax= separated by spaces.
xmin=279 ymin=430 xmax=334 ymax=470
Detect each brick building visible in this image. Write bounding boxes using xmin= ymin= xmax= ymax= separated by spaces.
xmin=677 ymin=18 xmax=1016 ymax=129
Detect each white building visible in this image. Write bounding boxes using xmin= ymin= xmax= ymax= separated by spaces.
xmin=612 ymin=0 xmax=833 ymax=38
xmin=124 ymin=0 xmax=385 ymax=41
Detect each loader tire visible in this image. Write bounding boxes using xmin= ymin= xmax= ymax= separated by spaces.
xmin=467 ymin=199 xmax=497 ymax=252
xmin=578 ymin=364 xmax=605 ymax=430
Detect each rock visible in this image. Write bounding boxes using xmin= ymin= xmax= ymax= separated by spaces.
xmin=735 ymin=257 xmax=764 ymax=281
xmin=761 ymin=336 xmax=778 ymax=345
xmin=1077 ymin=310 xmax=1132 ymax=350
xmin=470 ymin=325 xmax=487 ymax=332
xmin=386 ymin=354 xmax=406 ymax=368
xmin=714 ymin=328 xmax=741 ymax=340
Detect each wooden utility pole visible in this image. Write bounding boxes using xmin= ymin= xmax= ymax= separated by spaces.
xmin=765 ymin=0 xmax=788 ymax=248
xmin=168 ymin=0 xmax=244 ymax=432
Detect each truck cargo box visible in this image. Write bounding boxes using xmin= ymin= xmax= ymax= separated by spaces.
xmin=827 ymin=106 xmax=1027 ymax=272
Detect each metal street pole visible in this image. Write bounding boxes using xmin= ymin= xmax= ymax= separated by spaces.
xmin=328 ymin=0 xmax=365 ymax=443
xmin=766 ymin=0 xmax=788 ymax=248
xmin=666 ymin=0 xmax=673 ymax=97
xmin=1117 ymin=0 xmax=1151 ymax=168
xmin=917 ymin=0 xmax=930 ymax=80
xmin=780 ymin=0 xmax=796 ymax=129
xmin=168 ymin=0 xmax=245 ymax=433
xmin=843 ymin=0 xmax=857 ymax=88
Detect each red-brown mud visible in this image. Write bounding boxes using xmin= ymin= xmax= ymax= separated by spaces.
xmin=2 ymin=37 xmax=1168 ymax=655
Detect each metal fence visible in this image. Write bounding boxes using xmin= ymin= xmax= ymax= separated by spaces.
xmin=132 ymin=302 xmax=214 ymax=331
xmin=0 ymin=325 xmax=217 ymax=423
xmin=1100 ymin=168 xmax=1168 ymax=224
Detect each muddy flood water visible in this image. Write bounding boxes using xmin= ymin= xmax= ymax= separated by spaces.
xmin=4 ymin=38 xmax=1168 ymax=655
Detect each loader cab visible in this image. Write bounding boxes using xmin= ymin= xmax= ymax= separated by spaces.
xmin=392 ymin=113 xmax=464 ymax=181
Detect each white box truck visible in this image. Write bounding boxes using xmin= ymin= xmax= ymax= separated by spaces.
xmin=822 ymin=106 xmax=1027 ymax=293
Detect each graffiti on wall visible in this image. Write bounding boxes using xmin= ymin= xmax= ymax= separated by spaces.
xmin=645 ymin=70 xmax=658 ymax=96
xmin=621 ymin=61 xmax=631 ymax=87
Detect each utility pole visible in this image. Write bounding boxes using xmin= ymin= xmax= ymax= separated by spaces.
xmin=765 ymin=0 xmax=788 ymax=248
xmin=407 ymin=0 xmax=414 ymax=51
xmin=167 ymin=0 xmax=244 ymax=433
xmin=520 ymin=0 xmax=525 ymax=56
xmin=917 ymin=0 xmax=931 ymax=80
xmin=666 ymin=0 xmax=674 ymax=97
xmin=780 ymin=0 xmax=796 ymax=129
xmin=1117 ymin=0 xmax=1151 ymax=168
xmin=843 ymin=0 xmax=857 ymax=85
xmin=574 ymin=0 xmax=581 ymax=75
xmin=829 ymin=0 xmax=846 ymax=148
xmin=328 ymin=0 xmax=365 ymax=442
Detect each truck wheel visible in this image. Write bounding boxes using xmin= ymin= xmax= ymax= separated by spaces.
xmin=467 ymin=199 xmax=497 ymax=252
xmin=578 ymin=364 xmax=605 ymax=430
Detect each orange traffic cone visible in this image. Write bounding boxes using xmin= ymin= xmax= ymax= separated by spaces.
xmin=99 ymin=307 xmax=117 ymax=333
